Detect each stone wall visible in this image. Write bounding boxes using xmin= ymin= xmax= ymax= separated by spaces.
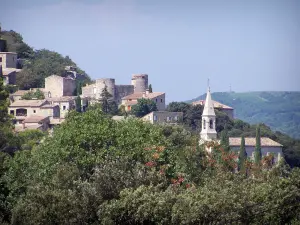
xmin=131 ymin=74 xmax=148 ymax=92
xmin=115 ymin=85 xmax=134 ymax=104
xmin=63 ymin=77 xmax=76 ymax=96
xmin=0 ymin=52 xmax=17 ymax=69
xmin=45 ymin=75 xmax=64 ymax=97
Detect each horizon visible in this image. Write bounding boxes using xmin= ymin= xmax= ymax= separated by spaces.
xmin=1 ymin=0 xmax=299 ymax=103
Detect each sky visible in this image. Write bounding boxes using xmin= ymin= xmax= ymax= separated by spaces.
xmin=0 ymin=0 xmax=299 ymax=102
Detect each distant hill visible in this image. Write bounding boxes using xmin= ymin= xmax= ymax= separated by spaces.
xmin=188 ymin=91 xmax=300 ymax=139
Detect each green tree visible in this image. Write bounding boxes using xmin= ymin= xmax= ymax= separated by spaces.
xmin=131 ymin=98 xmax=158 ymax=117
xmin=21 ymin=89 xmax=44 ymax=100
xmin=75 ymin=95 xmax=81 ymax=113
xmin=148 ymin=84 xmax=153 ymax=93
xmin=238 ymin=135 xmax=247 ymax=172
xmin=254 ymin=125 xmax=262 ymax=164
xmin=220 ymin=129 xmax=230 ymax=152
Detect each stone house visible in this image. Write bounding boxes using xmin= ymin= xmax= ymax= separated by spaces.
xmin=8 ymin=99 xmax=60 ymax=126
xmin=192 ymin=99 xmax=234 ymax=119
xmin=142 ymin=111 xmax=183 ymax=124
xmin=121 ymin=90 xmax=165 ymax=111
xmin=229 ymin=137 xmax=283 ymax=163
xmin=0 ymin=52 xmax=20 ymax=86
xmin=45 ymin=96 xmax=76 ymax=118
xmin=15 ymin=115 xmax=51 ymax=132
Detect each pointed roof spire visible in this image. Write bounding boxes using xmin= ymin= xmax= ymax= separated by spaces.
xmin=202 ymin=84 xmax=215 ymax=116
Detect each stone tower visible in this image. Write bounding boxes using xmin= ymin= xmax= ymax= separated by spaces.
xmin=200 ymin=87 xmax=217 ymax=141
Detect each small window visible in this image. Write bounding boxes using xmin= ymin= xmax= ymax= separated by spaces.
xmin=161 ymin=99 xmax=163 ymax=103
xmin=154 ymin=115 xmax=157 ymax=121
xmin=203 ymin=119 xmax=206 ymax=129
xmin=10 ymin=110 xmax=14 ymax=115
xmin=48 ymin=92 xmax=51 ymax=98
xmin=33 ymin=110 xmax=36 ymax=113
xmin=156 ymin=99 xmax=157 ymax=102
xmin=0 ymin=57 xmax=2 ymax=62
xmin=209 ymin=119 xmax=213 ymax=129
xmin=167 ymin=116 xmax=171 ymax=121
xmin=63 ymin=106 xmax=66 ymax=110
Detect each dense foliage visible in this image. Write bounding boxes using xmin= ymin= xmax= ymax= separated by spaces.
xmin=131 ymin=98 xmax=158 ymax=117
xmin=0 ymin=30 xmax=91 ymax=90
xmin=189 ymin=91 xmax=300 ymax=139
xmin=0 ymin=108 xmax=299 ymax=224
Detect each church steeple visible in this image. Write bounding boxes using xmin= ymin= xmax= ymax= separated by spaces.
xmin=200 ymin=86 xmax=217 ymax=141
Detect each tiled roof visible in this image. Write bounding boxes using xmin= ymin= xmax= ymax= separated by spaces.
xmin=192 ymin=100 xmax=233 ymax=110
xmin=0 ymin=52 xmax=17 ymax=54
xmin=122 ymin=92 xmax=164 ymax=100
xmin=41 ymin=104 xmax=57 ymax=108
xmin=46 ymin=96 xmax=76 ymax=102
xmin=23 ymin=115 xmax=49 ymax=123
xmin=10 ymin=100 xmax=48 ymax=107
xmin=229 ymin=137 xmax=282 ymax=147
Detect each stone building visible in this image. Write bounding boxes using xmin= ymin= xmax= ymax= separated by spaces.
xmin=199 ymin=87 xmax=283 ymax=163
xmin=121 ymin=90 xmax=165 ymax=111
xmin=45 ymin=75 xmax=76 ymax=98
xmin=0 ymin=52 xmax=20 ymax=85
xmin=229 ymin=137 xmax=283 ymax=163
xmin=81 ymin=74 xmax=149 ymax=105
xmin=142 ymin=111 xmax=183 ymax=125
xmin=192 ymin=99 xmax=234 ymax=119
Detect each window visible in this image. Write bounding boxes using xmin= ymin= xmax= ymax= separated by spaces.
xmin=156 ymin=99 xmax=158 ymax=102
xmin=33 ymin=110 xmax=36 ymax=113
xmin=10 ymin=110 xmax=14 ymax=115
xmin=203 ymin=119 xmax=206 ymax=129
xmin=209 ymin=119 xmax=213 ymax=129
xmin=167 ymin=116 xmax=171 ymax=121
xmin=154 ymin=115 xmax=157 ymax=121
xmin=48 ymin=92 xmax=51 ymax=98
xmin=161 ymin=99 xmax=163 ymax=103
xmin=63 ymin=106 xmax=66 ymax=110
xmin=0 ymin=57 xmax=2 ymax=62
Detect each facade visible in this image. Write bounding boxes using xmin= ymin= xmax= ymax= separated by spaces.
xmin=0 ymin=52 xmax=18 ymax=69
xmin=121 ymin=90 xmax=165 ymax=111
xmin=229 ymin=137 xmax=283 ymax=163
xmin=45 ymin=75 xmax=76 ymax=98
xmin=16 ymin=115 xmax=51 ymax=132
xmin=142 ymin=111 xmax=183 ymax=124
xmin=131 ymin=74 xmax=148 ymax=92
xmin=192 ymin=99 xmax=234 ymax=119
xmin=8 ymin=99 xmax=60 ymax=128
xmin=46 ymin=96 xmax=76 ymax=118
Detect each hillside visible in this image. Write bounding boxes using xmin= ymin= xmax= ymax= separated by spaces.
xmin=0 ymin=29 xmax=91 ymax=90
xmin=188 ymin=91 xmax=300 ymax=139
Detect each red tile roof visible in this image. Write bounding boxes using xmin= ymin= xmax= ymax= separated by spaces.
xmin=23 ymin=115 xmax=49 ymax=123
xmin=122 ymin=92 xmax=164 ymax=100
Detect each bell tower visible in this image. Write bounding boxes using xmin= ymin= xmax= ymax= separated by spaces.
xmin=200 ymin=86 xmax=217 ymax=141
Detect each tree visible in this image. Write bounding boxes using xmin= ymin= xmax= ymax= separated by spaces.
xmin=21 ymin=89 xmax=44 ymax=100
xmin=148 ymin=84 xmax=153 ymax=93
xmin=254 ymin=125 xmax=262 ymax=164
xmin=220 ymin=129 xmax=230 ymax=152
xmin=75 ymin=95 xmax=81 ymax=113
xmin=238 ymin=135 xmax=247 ymax=172
xmin=131 ymin=98 xmax=158 ymax=117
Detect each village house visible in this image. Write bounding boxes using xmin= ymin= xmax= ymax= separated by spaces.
xmin=0 ymin=52 xmax=21 ymax=86
xmin=122 ymin=90 xmax=165 ymax=111
xmin=15 ymin=115 xmax=51 ymax=132
xmin=142 ymin=111 xmax=183 ymax=125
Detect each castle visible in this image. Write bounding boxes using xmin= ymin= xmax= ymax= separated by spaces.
xmin=81 ymin=74 xmax=149 ymax=105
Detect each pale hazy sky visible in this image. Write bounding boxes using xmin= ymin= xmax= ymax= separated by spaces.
xmin=0 ymin=0 xmax=299 ymax=102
